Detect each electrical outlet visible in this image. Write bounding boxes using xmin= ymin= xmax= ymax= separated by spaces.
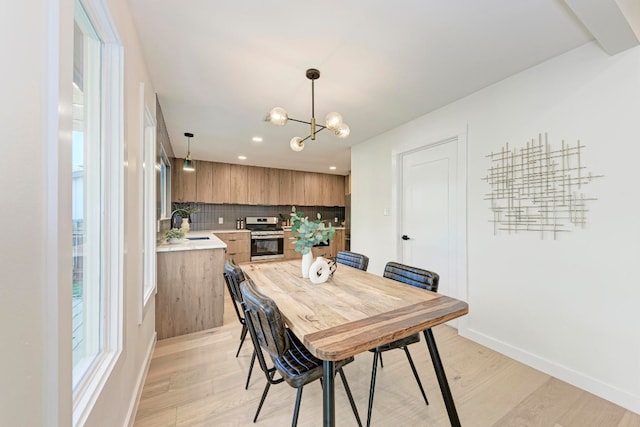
xmin=218 ymin=217 xmax=224 ymax=224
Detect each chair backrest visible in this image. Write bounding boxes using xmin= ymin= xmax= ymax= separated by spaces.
xmin=240 ymin=278 xmax=289 ymax=360
xmin=335 ymin=250 xmax=369 ymax=271
xmin=223 ymin=260 xmax=246 ymax=303
xmin=383 ymin=262 xmax=439 ymax=292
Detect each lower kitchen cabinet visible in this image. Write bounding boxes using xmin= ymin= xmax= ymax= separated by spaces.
xmin=284 ymin=229 xmax=345 ymax=260
xmin=156 ymin=248 xmax=225 ymax=340
xmin=215 ymin=231 xmax=251 ymax=263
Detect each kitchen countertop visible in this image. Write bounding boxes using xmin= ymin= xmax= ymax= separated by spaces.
xmin=211 ymin=229 xmax=251 ymax=234
xmin=157 ymin=230 xmax=227 ymax=252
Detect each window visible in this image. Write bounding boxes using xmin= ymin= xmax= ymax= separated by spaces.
xmin=141 ymin=91 xmax=156 ymax=314
xmin=72 ymin=0 xmax=123 ymax=424
xmin=159 ymin=146 xmax=171 ymax=219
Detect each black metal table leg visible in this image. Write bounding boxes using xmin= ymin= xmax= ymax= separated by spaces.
xmin=323 ymin=360 xmax=335 ymax=427
xmin=423 ymin=329 xmax=461 ymax=427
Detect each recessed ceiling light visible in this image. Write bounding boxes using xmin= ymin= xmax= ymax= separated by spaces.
xmin=238 ymin=155 xmax=247 ymax=160
xmin=252 ymin=136 xmax=263 ymax=142
xmin=329 ymin=166 xmax=337 ymax=170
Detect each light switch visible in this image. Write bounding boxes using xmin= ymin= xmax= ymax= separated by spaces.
xmin=218 ymin=217 xmax=224 ymax=224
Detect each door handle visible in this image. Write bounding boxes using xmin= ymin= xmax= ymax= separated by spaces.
xmin=401 ymin=235 xmax=410 ymax=240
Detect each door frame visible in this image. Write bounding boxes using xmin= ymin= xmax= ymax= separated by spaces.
xmin=392 ymin=128 xmax=469 ymax=313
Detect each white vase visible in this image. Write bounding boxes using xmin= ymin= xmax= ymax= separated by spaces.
xmin=301 ymin=251 xmax=313 ymax=278
xmin=180 ymin=217 xmax=190 ymax=233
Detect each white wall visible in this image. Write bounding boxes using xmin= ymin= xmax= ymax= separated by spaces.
xmin=0 ymin=0 xmax=157 ymax=425
xmin=352 ymin=42 xmax=640 ymax=413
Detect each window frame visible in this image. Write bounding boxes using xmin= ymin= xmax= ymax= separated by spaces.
xmin=140 ymin=83 xmax=157 ymax=320
xmin=71 ymin=0 xmax=123 ymax=425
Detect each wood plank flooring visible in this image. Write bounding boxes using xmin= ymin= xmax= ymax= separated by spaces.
xmin=134 ymin=293 xmax=640 ymax=426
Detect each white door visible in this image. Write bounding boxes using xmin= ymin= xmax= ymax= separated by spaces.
xmin=401 ymin=139 xmax=460 ymax=300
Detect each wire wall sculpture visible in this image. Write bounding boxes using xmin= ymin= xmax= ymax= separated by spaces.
xmin=483 ymin=133 xmax=602 ymax=239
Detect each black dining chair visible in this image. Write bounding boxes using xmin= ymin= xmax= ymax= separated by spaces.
xmin=366 ymin=261 xmax=440 ymax=427
xmin=240 ymin=278 xmax=362 ymax=427
xmin=223 ymin=260 xmax=256 ymax=389
xmin=335 ymin=250 xmax=369 ymax=271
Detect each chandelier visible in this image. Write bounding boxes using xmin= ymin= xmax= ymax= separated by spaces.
xmin=268 ymin=68 xmax=350 ymax=152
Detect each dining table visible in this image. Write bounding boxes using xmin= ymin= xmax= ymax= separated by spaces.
xmin=242 ymin=259 xmax=469 ymax=427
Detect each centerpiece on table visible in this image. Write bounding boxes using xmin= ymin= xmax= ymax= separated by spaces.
xmin=290 ymin=206 xmax=335 ymax=279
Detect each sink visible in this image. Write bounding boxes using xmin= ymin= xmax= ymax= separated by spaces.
xmin=186 ymin=237 xmax=210 ymax=240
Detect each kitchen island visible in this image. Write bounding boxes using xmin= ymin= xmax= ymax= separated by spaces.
xmin=156 ymin=231 xmax=227 ymax=340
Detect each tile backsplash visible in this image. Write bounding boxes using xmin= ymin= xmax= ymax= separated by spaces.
xmin=188 ymin=204 xmax=346 ymax=231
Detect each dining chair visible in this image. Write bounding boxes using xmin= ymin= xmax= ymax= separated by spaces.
xmin=366 ymin=261 xmax=440 ymax=427
xmin=240 ymin=278 xmax=362 ymax=427
xmin=335 ymin=250 xmax=369 ymax=271
xmin=223 ymin=260 xmax=256 ymax=389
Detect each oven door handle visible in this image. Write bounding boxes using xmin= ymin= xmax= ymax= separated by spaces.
xmin=251 ymin=235 xmax=284 ymax=240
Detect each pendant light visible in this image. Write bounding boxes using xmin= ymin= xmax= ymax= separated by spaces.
xmin=183 ymin=132 xmax=195 ymax=172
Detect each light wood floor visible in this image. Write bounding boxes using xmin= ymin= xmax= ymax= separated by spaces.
xmin=134 ymin=293 xmax=640 ymax=426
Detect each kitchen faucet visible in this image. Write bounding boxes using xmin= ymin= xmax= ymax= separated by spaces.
xmin=170 ymin=209 xmax=188 ymax=229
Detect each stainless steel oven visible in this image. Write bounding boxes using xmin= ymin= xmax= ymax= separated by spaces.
xmin=246 ymin=217 xmax=284 ymax=261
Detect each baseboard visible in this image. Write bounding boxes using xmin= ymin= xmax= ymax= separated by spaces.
xmin=124 ymin=332 xmax=157 ymax=427
xmin=459 ymin=326 xmax=640 ymax=414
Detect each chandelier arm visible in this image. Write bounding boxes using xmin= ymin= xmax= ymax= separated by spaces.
xmin=298 ymin=126 xmax=328 ymax=143
xmin=288 ymin=117 xmax=313 ymax=125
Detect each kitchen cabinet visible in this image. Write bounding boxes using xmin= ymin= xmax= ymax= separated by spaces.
xmin=172 ymin=159 xmax=345 ymax=206
xmin=171 ymin=157 xmax=197 ymax=202
xmin=195 ymin=160 xmax=213 ymax=202
xmin=247 ymin=166 xmax=280 ymax=205
xmin=283 ymin=228 xmax=345 ymax=260
xmin=156 ymin=247 xmax=225 ymax=339
xmin=229 ymin=164 xmax=249 ymax=204
xmin=215 ymin=232 xmax=250 ymax=263
xmin=211 ymin=162 xmax=231 ymax=203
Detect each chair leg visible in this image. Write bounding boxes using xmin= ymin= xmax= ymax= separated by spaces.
xmin=338 ymin=368 xmax=362 ymax=427
xmin=403 ymin=346 xmax=429 ymax=406
xmin=245 ymin=348 xmax=256 ymax=390
xmin=291 ymin=387 xmax=304 ymax=427
xmin=379 ymin=352 xmax=384 ymax=368
xmin=236 ymin=324 xmax=248 ymax=357
xmin=253 ymin=381 xmax=271 ymax=422
xmin=366 ymin=350 xmax=380 ymax=427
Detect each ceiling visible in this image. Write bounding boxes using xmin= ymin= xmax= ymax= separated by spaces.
xmin=129 ymin=0 xmax=601 ymax=175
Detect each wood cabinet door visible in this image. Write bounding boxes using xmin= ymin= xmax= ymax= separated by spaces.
xmin=279 ymin=169 xmax=293 ymax=206
xmin=171 ymin=157 xmax=197 ymax=202
xmin=229 ymin=164 xmax=249 ymax=204
xmin=304 ymin=172 xmax=323 ymax=206
xmin=211 ymin=162 xmax=230 ymax=203
xmin=291 ymin=170 xmax=306 ymax=206
xmin=247 ymin=166 xmax=269 ymax=205
xmin=266 ymin=168 xmax=280 ymax=205
xmin=330 ymin=175 xmax=345 ymax=206
xmin=196 ymin=160 xmax=213 ymax=203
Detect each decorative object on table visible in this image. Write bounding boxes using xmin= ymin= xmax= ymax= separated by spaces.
xmin=483 ymin=132 xmax=603 ymax=240
xmin=309 ymin=257 xmax=331 ymax=284
xmin=289 ymin=206 xmax=335 ymax=278
xmin=165 ymin=228 xmax=185 ymax=244
xmin=266 ymin=68 xmax=350 ymax=152
xmin=327 ymin=256 xmax=338 ymax=277
xmin=182 ymin=132 xmax=196 ymax=172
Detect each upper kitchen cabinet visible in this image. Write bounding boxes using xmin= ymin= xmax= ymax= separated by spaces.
xmin=171 ymin=157 xmax=197 ymax=202
xmin=229 ymin=163 xmax=249 ymax=204
xmin=247 ymin=166 xmax=280 ymax=205
xmin=195 ymin=160 xmax=213 ymax=202
xmin=211 ymin=162 xmax=231 ymax=203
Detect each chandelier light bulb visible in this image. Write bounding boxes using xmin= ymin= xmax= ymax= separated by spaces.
xmin=269 ymin=107 xmax=288 ymax=126
xmin=325 ymin=112 xmax=343 ymax=131
xmin=335 ymin=123 xmax=350 ymax=139
xmin=290 ymin=137 xmax=304 ymax=152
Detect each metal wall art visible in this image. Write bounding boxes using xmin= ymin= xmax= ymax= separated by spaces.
xmin=483 ymin=133 xmax=602 ymax=239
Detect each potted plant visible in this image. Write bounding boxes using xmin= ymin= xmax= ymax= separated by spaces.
xmin=290 ymin=206 xmax=335 ymax=278
xmin=165 ymin=227 xmax=185 ymax=244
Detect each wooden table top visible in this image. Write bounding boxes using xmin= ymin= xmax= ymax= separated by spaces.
xmin=242 ymin=260 xmax=469 ymax=361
